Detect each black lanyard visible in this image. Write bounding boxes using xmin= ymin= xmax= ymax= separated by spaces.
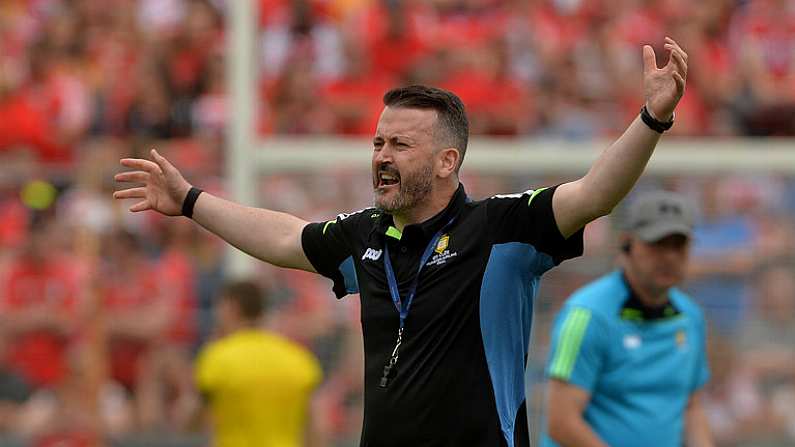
xmin=379 ymin=218 xmax=455 ymax=388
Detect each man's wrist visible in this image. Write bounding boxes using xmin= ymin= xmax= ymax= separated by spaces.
xmin=640 ymin=105 xmax=674 ymax=133
xmin=645 ymin=103 xmax=672 ymax=122
xmin=182 ymin=186 xmax=203 ymax=218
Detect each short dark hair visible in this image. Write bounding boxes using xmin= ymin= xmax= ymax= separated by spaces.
xmin=221 ymin=280 xmax=266 ymax=321
xmin=383 ymin=85 xmax=469 ymax=172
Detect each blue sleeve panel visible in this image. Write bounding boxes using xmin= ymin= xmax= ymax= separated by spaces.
xmin=338 ymin=256 xmax=359 ymax=294
xmin=479 ymin=242 xmax=555 ymax=447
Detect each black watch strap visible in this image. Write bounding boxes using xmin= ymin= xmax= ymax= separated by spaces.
xmin=182 ymin=186 xmax=203 ymax=218
xmin=640 ymin=105 xmax=674 ymax=133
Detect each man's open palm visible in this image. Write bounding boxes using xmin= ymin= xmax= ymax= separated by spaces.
xmin=114 ymin=149 xmax=191 ymax=216
xmin=643 ymin=37 xmax=688 ymax=121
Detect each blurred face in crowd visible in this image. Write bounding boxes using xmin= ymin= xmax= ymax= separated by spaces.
xmin=216 ymin=297 xmax=238 ymax=336
xmin=0 ymin=330 xmax=7 ymax=364
xmin=757 ymin=266 xmax=795 ymax=323
xmin=23 ymin=222 xmax=54 ymax=264
xmin=624 ymin=234 xmax=690 ymax=300
xmin=371 ymin=106 xmax=438 ymax=214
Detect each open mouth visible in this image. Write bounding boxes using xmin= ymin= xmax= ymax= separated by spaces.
xmin=377 ymin=171 xmax=400 ymax=189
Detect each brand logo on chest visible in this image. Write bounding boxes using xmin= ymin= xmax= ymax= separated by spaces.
xmin=362 ymin=248 xmax=383 ymax=261
xmin=623 ymin=334 xmax=642 ymax=350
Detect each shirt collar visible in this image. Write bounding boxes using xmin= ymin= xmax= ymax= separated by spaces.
xmin=378 ymin=183 xmax=468 ymax=242
xmin=619 ymin=271 xmax=681 ymax=321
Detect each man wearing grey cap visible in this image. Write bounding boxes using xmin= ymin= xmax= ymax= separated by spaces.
xmin=542 ymin=191 xmax=714 ymax=447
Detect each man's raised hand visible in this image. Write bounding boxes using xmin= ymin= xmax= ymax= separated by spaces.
xmin=643 ymin=37 xmax=688 ymax=122
xmin=114 ymin=149 xmax=191 ymax=216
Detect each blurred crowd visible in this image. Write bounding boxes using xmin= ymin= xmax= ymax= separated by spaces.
xmin=1 ymin=0 xmax=795 ymax=160
xmin=0 ymin=0 xmax=795 ymax=446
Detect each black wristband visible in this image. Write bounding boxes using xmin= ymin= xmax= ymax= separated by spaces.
xmin=640 ymin=105 xmax=674 ymax=133
xmin=181 ymin=186 xmax=203 ymax=218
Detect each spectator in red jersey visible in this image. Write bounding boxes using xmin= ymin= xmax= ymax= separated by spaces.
xmin=192 ymin=53 xmax=227 ymax=139
xmin=266 ymin=56 xmax=337 ymax=134
xmin=355 ymin=0 xmax=431 ymax=82
xmin=155 ymin=217 xmax=200 ymax=347
xmin=677 ymin=0 xmax=740 ymax=135
xmin=160 ymin=0 xmax=224 ymax=137
xmin=442 ymin=38 xmax=533 ymax=135
xmin=431 ymin=0 xmax=509 ymax=47
xmin=0 ymin=327 xmax=33 ymax=435
xmin=260 ymin=0 xmax=344 ymax=86
xmin=18 ymin=347 xmax=132 ymax=446
xmin=100 ymin=228 xmax=194 ymax=431
xmin=0 ymin=47 xmax=72 ymax=163
xmin=0 ymin=181 xmax=31 ymax=251
xmin=323 ymin=36 xmax=398 ymax=135
xmin=125 ymin=61 xmax=180 ymax=139
xmin=0 ymin=2 xmax=94 ymax=164
xmin=732 ymin=0 xmax=795 ymax=135
xmin=259 ymin=0 xmax=342 ymax=134
xmin=0 ymin=216 xmax=80 ymax=389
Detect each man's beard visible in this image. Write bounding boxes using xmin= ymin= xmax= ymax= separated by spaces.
xmin=374 ymin=163 xmax=434 ymax=214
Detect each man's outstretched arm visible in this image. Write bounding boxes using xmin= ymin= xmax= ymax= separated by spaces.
xmin=554 ymin=37 xmax=689 ymax=238
xmin=546 ymin=379 xmax=609 ymax=447
xmin=685 ymin=391 xmax=715 ymax=447
xmin=114 ymin=149 xmax=315 ymax=272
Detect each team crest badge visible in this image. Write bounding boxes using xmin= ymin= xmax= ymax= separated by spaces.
xmin=435 ymin=235 xmax=449 ymax=254
xmin=676 ymin=330 xmax=686 ymax=347
xmin=427 ymin=234 xmax=457 ymax=266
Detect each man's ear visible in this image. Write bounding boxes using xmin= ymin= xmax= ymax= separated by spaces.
xmin=619 ymin=233 xmax=633 ymax=255
xmin=436 ymin=148 xmax=460 ymax=178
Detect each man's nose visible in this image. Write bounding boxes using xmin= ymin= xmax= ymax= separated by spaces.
xmin=374 ymin=145 xmax=395 ymax=163
xmin=661 ymin=246 xmax=686 ymax=261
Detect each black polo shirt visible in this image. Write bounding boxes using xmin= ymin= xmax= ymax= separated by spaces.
xmin=302 ymin=184 xmax=583 ymax=447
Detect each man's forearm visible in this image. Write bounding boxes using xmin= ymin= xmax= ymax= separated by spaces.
xmin=5 ymin=310 xmax=73 ymax=334
xmin=549 ymin=415 xmax=610 ymax=447
xmin=553 ymin=39 xmax=687 ymax=237
xmin=582 ymin=116 xmax=662 ymax=216
xmin=554 ymin=116 xmax=663 ymax=237
xmin=191 ymin=192 xmax=315 ymax=271
xmin=685 ymin=394 xmax=714 ymax=447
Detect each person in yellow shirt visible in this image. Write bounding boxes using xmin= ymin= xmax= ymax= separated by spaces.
xmin=195 ymin=280 xmax=322 ymax=447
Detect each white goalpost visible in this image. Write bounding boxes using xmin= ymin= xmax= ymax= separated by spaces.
xmin=253 ymin=137 xmax=795 ymax=174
